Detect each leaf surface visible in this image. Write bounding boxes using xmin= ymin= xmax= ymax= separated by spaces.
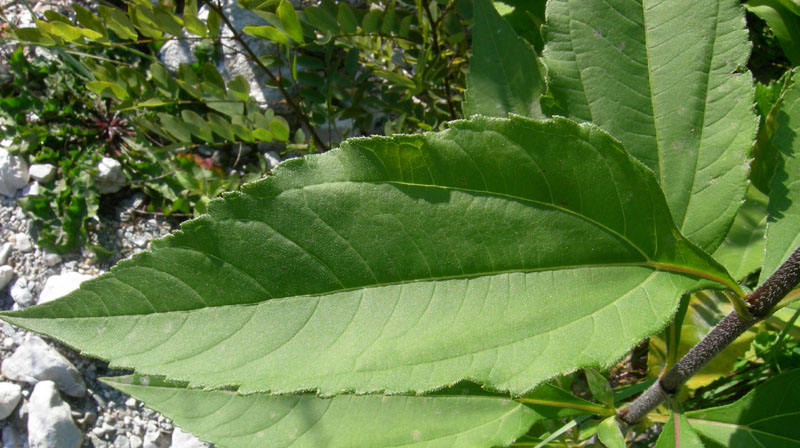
xmin=106 ymin=376 xmax=538 ymax=448
xmin=463 ymin=0 xmax=545 ymax=118
xmin=712 ymin=186 xmax=768 ymax=282
xmin=686 ymin=369 xmax=800 ymax=447
xmin=654 ymin=407 xmax=705 ymax=448
xmin=0 ymin=116 xmax=736 ymax=396
xmin=543 ymin=0 xmax=756 ymax=252
xmin=761 ymin=74 xmax=800 ymax=282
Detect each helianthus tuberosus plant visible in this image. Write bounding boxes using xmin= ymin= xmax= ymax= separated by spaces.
xmin=2 ymin=0 xmax=800 ymax=446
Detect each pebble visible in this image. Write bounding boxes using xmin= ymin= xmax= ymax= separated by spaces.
xmin=27 ymin=381 xmax=82 ymax=448
xmin=11 ymin=233 xmax=32 ymax=252
xmin=95 ymin=157 xmax=125 ymax=194
xmin=38 ymin=272 xmax=92 ymax=304
xmin=42 ymin=251 xmax=61 ymax=267
xmin=0 ymin=265 xmax=13 ymax=289
xmin=0 ymin=382 xmax=22 ymax=420
xmin=264 ymin=151 xmax=281 ymax=170
xmin=9 ymin=277 xmax=34 ymax=308
xmin=0 ymin=242 xmax=12 ymax=264
xmin=28 ymin=164 xmax=56 ymax=183
xmin=125 ymin=397 xmax=137 ymax=408
xmin=0 ymin=148 xmax=30 ymax=197
xmin=1 ymin=335 xmax=86 ymax=397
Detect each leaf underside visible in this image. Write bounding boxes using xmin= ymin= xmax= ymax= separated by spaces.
xmin=0 ymin=116 xmax=733 ymax=397
xmin=543 ymin=0 xmax=756 ymax=252
xmin=106 ymin=376 xmax=538 ymax=448
xmin=654 ymin=408 xmax=706 ymax=448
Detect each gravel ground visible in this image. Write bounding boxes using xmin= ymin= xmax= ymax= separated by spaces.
xmin=0 ymin=190 xmax=214 ymax=448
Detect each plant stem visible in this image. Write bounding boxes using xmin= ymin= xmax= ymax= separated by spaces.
xmin=208 ymin=1 xmax=329 ymax=152
xmin=620 ymin=245 xmax=800 ymax=424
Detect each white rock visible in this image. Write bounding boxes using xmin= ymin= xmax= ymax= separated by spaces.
xmin=171 ymin=428 xmax=211 ymax=448
xmin=28 ymin=163 xmax=56 ymax=183
xmin=27 ymin=381 xmax=82 ymax=448
xmin=12 ymin=233 xmax=32 ymax=252
xmin=0 ymin=242 xmax=11 ymax=264
xmin=21 ymin=181 xmax=40 ymax=196
xmin=38 ymin=272 xmax=92 ymax=304
xmin=125 ymin=397 xmax=137 ymax=408
xmin=264 ymin=151 xmax=281 ymax=170
xmin=9 ymin=277 xmax=34 ymax=308
xmin=1 ymin=335 xmax=86 ymax=397
xmin=95 ymin=157 xmax=125 ymax=194
xmin=0 ymin=148 xmax=29 ymax=197
xmin=0 ymin=382 xmax=22 ymax=420
xmin=0 ymin=265 xmax=13 ymax=289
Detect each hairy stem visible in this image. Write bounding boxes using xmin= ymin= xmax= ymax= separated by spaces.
xmin=208 ymin=1 xmax=329 ymax=152
xmin=620 ymin=245 xmax=800 ymax=424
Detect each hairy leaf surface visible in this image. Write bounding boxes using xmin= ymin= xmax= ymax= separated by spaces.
xmin=106 ymin=376 xmax=538 ymax=448
xmin=761 ymin=74 xmax=800 ymax=282
xmin=543 ymin=0 xmax=756 ymax=252
xmin=463 ymin=0 xmax=545 ymax=118
xmin=0 ymin=116 xmax=736 ymax=396
xmin=686 ymin=369 xmax=800 ymax=447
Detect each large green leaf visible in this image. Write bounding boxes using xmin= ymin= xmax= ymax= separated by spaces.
xmin=761 ymin=74 xmax=800 ymax=282
xmin=462 ymin=0 xmax=545 ymax=118
xmin=712 ymin=186 xmax=768 ymax=282
xmin=686 ymin=369 xmax=800 ymax=447
xmin=543 ymin=0 xmax=757 ymax=252
xmin=0 ymin=116 xmax=737 ymax=396
xmin=105 ymin=376 xmax=538 ymax=448
xmin=654 ymin=407 xmax=706 ymax=448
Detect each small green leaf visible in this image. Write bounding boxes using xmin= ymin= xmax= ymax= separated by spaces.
xmin=74 ymin=5 xmax=108 ymax=39
xmin=98 ymin=5 xmax=139 ymax=40
xmin=269 ymin=116 xmax=290 ymax=141
xmin=86 ymin=81 xmax=129 ymax=100
xmin=242 ymin=25 xmax=289 ymax=45
xmin=253 ymin=128 xmax=274 ymax=142
xmin=159 ymin=113 xmax=193 ymax=143
xmin=463 ymin=0 xmax=545 ymax=119
xmin=183 ymin=0 xmax=207 ymax=36
xmin=304 ymin=4 xmax=339 ymax=34
xmin=584 ymin=369 xmax=614 ymax=409
xmin=596 ymin=416 xmax=626 ymax=448
xmin=337 ymin=3 xmax=358 ymax=34
xmin=180 ymin=110 xmax=213 ymax=143
xmin=381 ymin=1 xmax=396 ymax=34
xmin=277 ymin=0 xmax=304 ymax=43
xmin=686 ymin=369 xmax=800 ymax=447
xmin=362 ymin=10 xmax=381 ymax=33
xmin=227 ymin=75 xmax=251 ymax=101
xmin=206 ymin=113 xmax=235 ymax=141
xmin=104 ymin=375 xmax=539 ymax=448
xmin=206 ymin=7 xmax=221 ymax=36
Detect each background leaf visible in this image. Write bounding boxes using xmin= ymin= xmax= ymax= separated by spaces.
xmin=686 ymin=369 xmax=800 ymax=447
xmin=712 ymin=186 xmax=768 ymax=282
xmin=462 ymin=0 xmax=545 ymax=118
xmin=543 ymin=0 xmax=757 ymax=252
xmin=761 ymin=71 xmax=800 ymax=282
